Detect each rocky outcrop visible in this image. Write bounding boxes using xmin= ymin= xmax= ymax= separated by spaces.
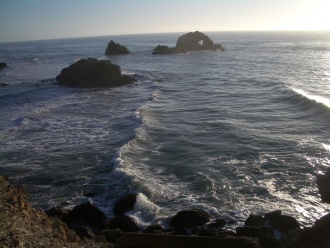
xmin=105 ymin=40 xmax=130 ymax=55
xmin=152 ymin=31 xmax=224 ymax=55
xmin=0 ymin=62 xmax=8 ymax=70
xmin=317 ymin=168 xmax=330 ymax=203
xmin=56 ymin=58 xmax=136 ymax=88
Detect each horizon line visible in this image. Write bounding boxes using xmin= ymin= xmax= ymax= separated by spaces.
xmin=1 ymin=29 xmax=330 ymax=44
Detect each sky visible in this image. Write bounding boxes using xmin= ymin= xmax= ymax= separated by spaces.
xmin=0 ymin=0 xmax=329 ymax=42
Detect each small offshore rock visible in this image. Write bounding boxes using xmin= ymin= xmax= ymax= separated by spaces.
xmin=169 ymin=209 xmax=211 ymax=228
xmin=316 ymin=168 xmax=330 ymax=203
xmin=113 ymin=193 xmax=138 ymax=216
xmin=105 ymin=40 xmax=130 ymax=55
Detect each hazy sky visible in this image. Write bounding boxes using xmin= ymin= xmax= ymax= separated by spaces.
xmin=0 ymin=0 xmax=329 ymax=42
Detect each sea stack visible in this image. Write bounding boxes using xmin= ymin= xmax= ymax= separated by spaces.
xmin=105 ymin=40 xmax=130 ymax=55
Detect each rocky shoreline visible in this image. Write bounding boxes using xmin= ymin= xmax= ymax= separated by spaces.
xmin=1 ymin=170 xmax=330 ymax=248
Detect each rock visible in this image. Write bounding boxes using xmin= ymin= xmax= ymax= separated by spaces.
xmin=66 ymin=202 xmax=108 ymax=234
xmin=169 ymin=209 xmax=211 ymax=228
xmin=0 ymin=82 xmax=9 ymax=87
xmin=113 ymin=193 xmax=138 ymax=216
xmin=45 ymin=206 xmax=69 ymax=222
xmin=316 ymin=168 xmax=330 ymax=203
xmin=267 ymin=214 xmax=300 ymax=233
xmin=0 ymin=62 xmax=7 ymax=70
xmin=107 ymin=215 xmax=139 ymax=232
xmin=245 ymin=214 xmax=265 ymax=227
xmin=56 ymin=58 xmax=136 ymax=88
xmin=101 ymin=228 xmax=125 ymax=243
xmin=143 ymin=224 xmax=165 ymax=234
xmin=176 ymin=31 xmax=222 ymax=51
xmin=152 ymin=45 xmax=186 ymax=55
xmin=237 ymin=227 xmax=277 ymax=248
xmin=205 ymin=219 xmax=227 ymax=229
xmin=75 ymin=226 xmax=95 ymax=239
xmin=105 ymin=40 xmax=130 ymax=55
xmin=152 ymin=31 xmax=223 ymax=55
xmin=264 ymin=210 xmax=282 ymax=221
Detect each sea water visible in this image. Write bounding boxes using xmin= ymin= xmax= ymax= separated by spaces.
xmin=0 ymin=31 xmax=329 ymax=228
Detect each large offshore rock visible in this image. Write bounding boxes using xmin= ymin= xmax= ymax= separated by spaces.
xmin=176 ymin=31 xmax=222 ymax=51
xmin=56 ymin=58 xmax=136 ymax=88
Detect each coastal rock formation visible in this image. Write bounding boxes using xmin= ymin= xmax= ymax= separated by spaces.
xmin=152 ymin=31 xmax=224 ymax=55
xmin=105 ymin=40 xmax=130 ymax=55
xmin=317 ymin=167 xmax=330 ymax=203
xmin=56 ymin=58 xmax=136 ymax=88
xmin=176 ymin=31 xmax=223 ymax=51
xmin=0 ymin=62 xmax=8 ymax=70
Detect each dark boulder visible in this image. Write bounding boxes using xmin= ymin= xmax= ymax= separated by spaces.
xmin=66 ymin=202 xmax=108 ymax=234
xmin=169 ymin=209 xmax=211 ymax=228
xmin=236 ymin=227 xmax=277 ymax=248
xmin=267 ymin=214 xmax=300 ymax=233
xmin=152 ymin=31 xmax=223 ymax=55
xmin=106 ymin=215 xmax=139 ymax=232
xmin=0 ymin=62 xmax=7 ymax=70
xmin=316 ymin=168 xmax=330 ymax=203
xmin=245 ymin=214 xmax=265 ymax=227
xmin=113 ymin=193 xmax=138 ymax=216
xmin=105 ymin=40 xmax=130 ymax=55
xmin=56 ymin=58 xmax=136 ymax=88
xmin=264 ymin=210 xmax=282 ymax=221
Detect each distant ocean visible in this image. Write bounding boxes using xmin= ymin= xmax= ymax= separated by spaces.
xmin=0 ymin=31 xmax=329 ymax=229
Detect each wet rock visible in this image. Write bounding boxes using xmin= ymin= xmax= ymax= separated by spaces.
xmin=0 ymin=62 xmax=7 ymax=70
xmin=105 ymin=40 xmax=130 ymax=55
xmin=169 ymin=209 xmax=211 ymax=228
xmin=245 ymin=214 xmax=265 ymax=227
xmin=267 ymin=214 xmax=300 ymax=233
xmin=264 ymin=210 xmax=282 ymax=221
xmin=316 ymin=168 xmax=330 ymax=203
xmin=101 ymin=228 xmax=125 ymax=243
xmin=107 ymin=215 xmax=139 ymax=232
xmin=65 ymin=202 xmax=107 ymax=234
xmin=237 ymin=226 xmax=277 ymax=248
xmin=206 ymin=219 xmax=227 ymax=229
xmin=113 ymin=193 xmax=138 ymax=216
xmin=56 ymin=58 xmax=136 ymax=88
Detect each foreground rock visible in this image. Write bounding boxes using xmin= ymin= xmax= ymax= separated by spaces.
xmin=105 ymin=40 xmax=130 ymax=55
xmin=152 ymin=31 xmax=224 ymax=55
xmin=56 ymin=58 xmax=136 ymax=88
xmin=0 ymin=175 xmax=109 ymax=248
xmin=317 ymin=167 xmax=330 ymax=203
xmin=113 ymin=193 xmax=138 ymax=216
xmin=0 ymin=62 xmax=8 ymax=70
xmin=169 ymin=209 xmax=211 ymax=228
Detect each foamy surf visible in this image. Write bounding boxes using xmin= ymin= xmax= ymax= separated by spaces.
xmin=291 ymin=87 xmax=330 ymax=109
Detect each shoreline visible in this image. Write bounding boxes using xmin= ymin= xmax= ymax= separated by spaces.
xmin=1 ymin=173 xmax=329 ymax=248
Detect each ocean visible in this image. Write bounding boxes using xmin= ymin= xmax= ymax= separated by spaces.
xmin=0 ymin=31 xmax=329 ymax=229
